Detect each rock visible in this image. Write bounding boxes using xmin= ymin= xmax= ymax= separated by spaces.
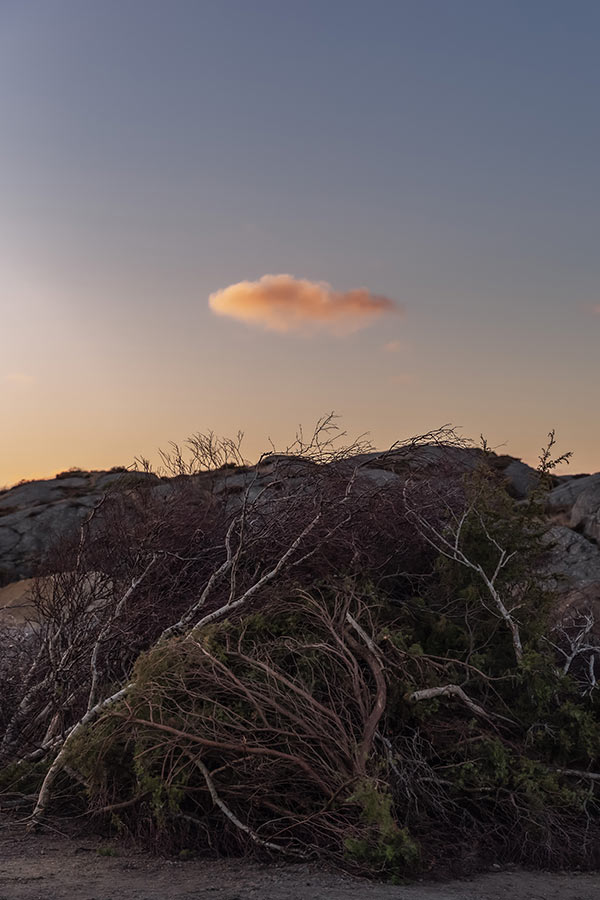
xmin=501 ymin=459 xmax=539 ymax=499
xmin=0 ymin=468 xmax=165 ymax=582
xmin=542 ymin=526 xmax=600 ymax=590
xmin=257 ymin=455 xmax=318 ymax=474
xmin=546 ymin=473 xmax=600 ymax=510
xmin=0 ymin=499 xmax=96 ymax=580
xmin=539 ymin=526 xmax=600 ymax=637
xmin=0 ymin=477 xmax=86 ymax=511
xmin=213 ymin=471 xmax=256 ymax=495
xmin=570 ymin=483 xmax=600 ymax=544
xmin=93 ymin=471 xmax=160 ymax=491
xmin=349 ymin=445 xmax=486 ymax=482
xmin=359 ymin=468 xmax=402 ymax=488
xmin=149 ymin=482 xmax=177 ymax=503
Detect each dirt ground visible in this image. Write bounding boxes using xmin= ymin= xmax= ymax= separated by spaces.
xmin=0 ymin=817 xmax=599 ymax=900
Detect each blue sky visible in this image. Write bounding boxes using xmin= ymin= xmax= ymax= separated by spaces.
xmin=1 ymin=1 xmax=598 ymax=482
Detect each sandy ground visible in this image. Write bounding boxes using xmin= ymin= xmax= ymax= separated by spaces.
xmin=0 ymin=818 xmax=599 ymax=900
xmin=0 ymin=580 xmax=36 ymax=626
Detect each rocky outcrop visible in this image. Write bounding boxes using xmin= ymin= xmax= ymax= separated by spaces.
xmin=501 ymin=459 xmax=540 ymax=498
xmin=0 ymin=470 xmax=159 ymax=583
xmin=570 ymin=482 xmax=600 ymax=544
xmin=540 ymin=525 xmax=600 ymax=638
xmin=543 ymin=526 xmax=600 ymax=590
xmin=1 ymin=449 xmax=598 ymax=605
xmin=546 ymin=473 xmax=600 ymax=510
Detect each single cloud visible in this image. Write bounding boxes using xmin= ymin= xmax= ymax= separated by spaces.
xmin=208 ymin=274 xmax=398 ymax=335
xmin=4 ymin=372 xmax=35 ymax=386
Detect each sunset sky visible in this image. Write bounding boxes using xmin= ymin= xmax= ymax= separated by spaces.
xmin=1 ymin=0 xmax=599 ymax=486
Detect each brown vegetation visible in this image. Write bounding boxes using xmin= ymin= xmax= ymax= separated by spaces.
xmin=1 ymin=422 xmax=600 ymax=879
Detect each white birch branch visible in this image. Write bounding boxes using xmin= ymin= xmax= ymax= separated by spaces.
xmin=191 ymin=755 xmax=306 ymax=856
xmin=28 ymin=684 xmax=133 ymax=827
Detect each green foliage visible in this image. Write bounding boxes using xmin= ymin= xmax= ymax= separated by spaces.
xmin=0 ymin=759 xmax=48 ymax=795
xmin=420 ymin=460 xmax=555 ymax=682
xmin=345 ymin=779 xmax=420 ymax=877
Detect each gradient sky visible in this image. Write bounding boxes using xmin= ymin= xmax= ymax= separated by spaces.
xmin=1 ymin=0 xmax=599 ymax=486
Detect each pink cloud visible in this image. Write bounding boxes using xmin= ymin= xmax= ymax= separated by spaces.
xmin=209 ymin=274 xmax=399 ymax=335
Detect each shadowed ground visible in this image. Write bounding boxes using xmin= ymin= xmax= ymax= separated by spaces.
xmin=0 ymin=819 xmax=598 ymax=900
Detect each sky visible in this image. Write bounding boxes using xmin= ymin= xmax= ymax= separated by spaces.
xmin=1 ymin=0 xmax=599 ymax=485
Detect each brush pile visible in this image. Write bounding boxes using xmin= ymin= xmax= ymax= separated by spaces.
xmin=2 ymin=422 xmax=600 ymax=878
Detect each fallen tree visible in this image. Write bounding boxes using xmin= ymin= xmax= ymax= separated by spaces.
xmin=1 ymin=423 xmax=600 ymax=877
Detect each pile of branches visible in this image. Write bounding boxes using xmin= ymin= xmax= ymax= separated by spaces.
xmin=2 ymin=422 xmax=600 ymax=877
